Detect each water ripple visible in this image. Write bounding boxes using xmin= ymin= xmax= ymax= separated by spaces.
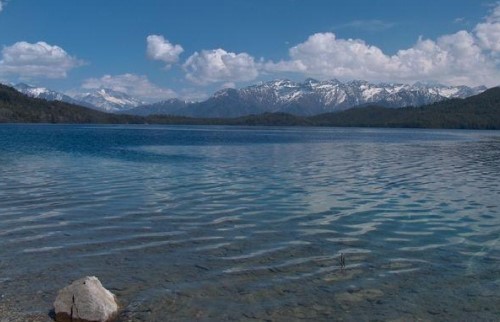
xmin=0 ymin=125 xmax=499 ymax=320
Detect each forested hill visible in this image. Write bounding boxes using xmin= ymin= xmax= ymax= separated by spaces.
xmin=1 ymin=83 xmax=499 ymax=129
xmin=307 ymin=86 xmax=500 ymax=129
xmin=0 ymin=84 xmax=142 ymax=124
xmin=149 ymin=87 xmax=500 ymax=129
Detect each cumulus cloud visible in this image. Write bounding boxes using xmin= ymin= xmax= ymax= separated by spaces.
xmin=183 ymin=48 xmax=259 ymax=85
xmin=264 ymin=3 xmax=500 ymax=87
xmin=265 ymin=30 xmax=499 ymax=87
xmin=397 ymin=31 xmax=495 ymax=85
xmin=146 ymin=4 xmax=499 ymax=88
xmin=266 ymin=33 xmax=396 ymax=80
xmin=0 ymin=41 xmax=83 ymax=79
xmin=146 ymin=35 xmax=184 ymax=67
xmin=82 ymin=73 xmax=176 ymax=102
xmin=474 ymin=3 xmax=500 ymax=53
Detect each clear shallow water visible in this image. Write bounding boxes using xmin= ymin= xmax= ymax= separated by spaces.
xmin=0 ymin=124 xmax=499 ymax=321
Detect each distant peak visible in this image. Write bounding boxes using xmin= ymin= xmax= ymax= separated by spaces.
xmin=304 ymin=78 xmax=319 ymax=84
xmin=267 ymin=79 xmax=295 ymax=86
xmin=97 ymin=87 xmax=118 ymax=94
xmin=327 ymin=78 xmax=342 ymax=84
xmin=213 ymin=87 xmax=238 ymax=97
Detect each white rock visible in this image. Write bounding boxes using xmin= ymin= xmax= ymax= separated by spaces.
xmin=54 ymin=276 xmax=118 ymax=322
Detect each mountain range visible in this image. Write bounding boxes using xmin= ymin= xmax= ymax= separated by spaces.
xmin=73 ymin=88 xmax=145 ymax=113
xmin=12 ymin=79 xmax=486 ymax=117
xmin=1 ymin=82 xmax=499 ymax=129
xmin=132 ymin=79 xmax=486 ymax=117
xmin=12 ymin=83 xmax=144 ymax=113
xmin=12 ymin=83 xmax=91 ymax=108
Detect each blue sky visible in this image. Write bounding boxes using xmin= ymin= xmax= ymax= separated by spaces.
xmin=0 ymin=0 xmax=499 ymax=102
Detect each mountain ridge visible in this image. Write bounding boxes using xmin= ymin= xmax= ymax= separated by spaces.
xmin=74 ymin=88 xmax=145 ymax=113
xmin=1 ymin=83 xmax=499 ymax=129
xmin=10 ymin=79 xmax=488 ymax=118
xmin=129 ymin=79 xmax=486 ymax=117
xmin=12 ymin=83 xmax=96 ymax=109
xmin=13 ymin=83 xmax=144 ymax=113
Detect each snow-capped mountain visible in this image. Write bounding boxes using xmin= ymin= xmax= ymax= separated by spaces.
xmin=74 ymin=88 xmax=145 ymax=113
xmin=12 ymin=83 xmax=146 ymax=113
xmin=13 ymin=83 xmax=87 ymax=107
xmin=230 ymin=79 xmax=486 ymax=115
xmin=12 ymin=79 xmax=487 ymax=117
xmin=128 ymin=79 xmax=486 ymax=117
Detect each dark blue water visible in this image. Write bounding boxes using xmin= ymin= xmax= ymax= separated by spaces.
xmin=0 ymin=124 xmax=499 ymax=321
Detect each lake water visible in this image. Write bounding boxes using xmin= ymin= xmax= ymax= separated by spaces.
xmin=0 ymin=124 xmax=499 ymax=321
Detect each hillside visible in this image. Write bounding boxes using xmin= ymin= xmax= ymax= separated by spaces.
xmin=309 ymin=87 xmax=500 ymax=129
xmin=1 ymin=83 xmax=499 ymax=129
xmin=0 ymin=84 xmax=142 ymax=124
xmin=129 ymin=79 xmax=485 ymax=117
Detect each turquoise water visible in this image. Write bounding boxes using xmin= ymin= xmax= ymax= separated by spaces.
xmin=0 ymin=124 xmax=499 ymax=321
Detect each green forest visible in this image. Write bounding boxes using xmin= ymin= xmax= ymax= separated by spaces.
xmin=1 ymin=84 xmax=499 ymax=129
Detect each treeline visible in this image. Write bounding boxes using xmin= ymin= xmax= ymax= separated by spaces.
xmin=149 ymin=87 xmax=500 ymax=129
xmin=309 ymin=86 xmax=500 ymax=129
xmin=1 ymin=83 xmax=499 ymax=129
xmin=0 ymin=84 xmax=142 ymax=124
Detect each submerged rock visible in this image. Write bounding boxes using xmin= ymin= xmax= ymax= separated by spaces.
xmin=53 ymin=276 xmax=118 ymax=322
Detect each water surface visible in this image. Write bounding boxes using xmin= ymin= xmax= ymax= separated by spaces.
xmin=0 ymin=125 xmax=499 ymax=321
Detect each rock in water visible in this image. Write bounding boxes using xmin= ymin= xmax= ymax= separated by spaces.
xmin=54 ymin=276 xmax=118 ymax=322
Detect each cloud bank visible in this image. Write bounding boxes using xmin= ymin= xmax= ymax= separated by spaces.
xmin=176 ymin=3 xmax=500 ymax=87
xmin=0 ymin=41 xmax=83 ymax=79
xmin=82 ymin=73 xmax=176 ymax=102
xmin=263 ymin=3 xmax=500 ymax=87
xmin=474 ymin=4 xmax=500 ymax=53
xmin=264 ymin=30 xmax=497 ymax=86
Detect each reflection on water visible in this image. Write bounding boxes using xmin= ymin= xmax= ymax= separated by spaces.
xmin=0 ymin=125 xmax=499 ymax=321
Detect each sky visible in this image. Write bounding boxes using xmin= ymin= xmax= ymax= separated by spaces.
xmin=0 ymin=0 xmax=499 ymax=102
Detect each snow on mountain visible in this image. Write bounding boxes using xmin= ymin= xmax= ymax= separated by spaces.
xmin=184 ymin=79 xmax=484 ymax=117
xmin=74 ymin=88 xmax=145 ymax=113
xmin=212 ymin=79 xmax=483 ymax=117
xmin=13 ymin=83 xmax=147 ymax=113
xmin=12 ymin=79 xmax=487 ymax=117
xmin=13 ymin=83 xmax=85 ymax=106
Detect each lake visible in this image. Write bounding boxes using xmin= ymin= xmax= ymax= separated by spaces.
xmin=0 ymin=124 xmax=499 ymax=321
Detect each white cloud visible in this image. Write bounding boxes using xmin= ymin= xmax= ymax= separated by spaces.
xmin=474 ymin=3 xmax=500 ymax=53
xmin=146 ymin=35 xmax=183 ymax=67
xmin=396 ymin=31 xmax=496 ymax=85
xmin=0 ymin=1 xmax=3 ymax=12
xmin=0 ymin=41 xmax=83 ymax=79
xmin=221 ymin=82 xmax=236 ymax=89
xmin=183 ymin=48 xmax=259 ymax=85
xmin=266 ymin=33 xmax=396 ymax=80
xmin=264 ymin=22 xmax=500 ymax=87
xmin=82 ymin=73 xmax=176 ymax=102
xmin=475 ymin=22 xmax=500 ymax=52
xmin=263 ymin=3 xmax=500 ymax=87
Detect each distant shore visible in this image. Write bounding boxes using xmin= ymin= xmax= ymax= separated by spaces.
xmin=1 ymin=84 xmax=500 ymax=129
